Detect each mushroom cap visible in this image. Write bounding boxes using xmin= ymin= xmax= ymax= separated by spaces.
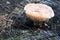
xmin=24 ymin=3 xmax=54 ymax=21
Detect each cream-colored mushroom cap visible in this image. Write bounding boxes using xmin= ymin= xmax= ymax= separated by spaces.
xmin=24 ymin=3 xmax=54 ymax=21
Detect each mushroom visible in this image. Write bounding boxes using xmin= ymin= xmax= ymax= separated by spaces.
xmin=24 ymin=3 xmax=54 ymax=21
xmin=24 ymin=3 xmax=55 ymax=29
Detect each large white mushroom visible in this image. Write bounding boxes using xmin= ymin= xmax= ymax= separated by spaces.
xmin=24 ymin=3 xmax=55 ymax=21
